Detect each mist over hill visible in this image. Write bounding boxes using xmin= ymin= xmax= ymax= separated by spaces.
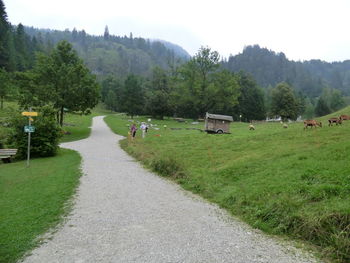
xmin=23 ymin=26 xmax=189 ymax=78
xmin=222 ymin=45 xmax=350 ymax=97
xmin=14 ymin=25 xmax=350 ymax=99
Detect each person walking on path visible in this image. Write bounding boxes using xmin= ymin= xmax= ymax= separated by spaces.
xmin=140 ymin=122 xmax=147 ymax=138
xmin=130 ymin=123 xmax=137 ymax=140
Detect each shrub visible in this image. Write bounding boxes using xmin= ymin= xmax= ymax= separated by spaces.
xmin=8 ymin=105 xmax=62 ymax=159
xmin=151 ymin=156 xmax=186 ymax=179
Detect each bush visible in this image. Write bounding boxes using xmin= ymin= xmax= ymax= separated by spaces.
xmin=8 ymin=106 xmax=62 ymax=159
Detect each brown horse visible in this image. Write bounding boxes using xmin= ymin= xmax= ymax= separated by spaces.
xmin=328 ymin=117 xmax=342 ymax=126
xmin=304 ymin=120 xmax=322 ymax=129
xmin=340 ymin=114 xmax=350 ymax=120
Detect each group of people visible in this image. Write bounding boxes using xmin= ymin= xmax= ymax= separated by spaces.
xmin=130 ymin=122 xmax=148 ymax=139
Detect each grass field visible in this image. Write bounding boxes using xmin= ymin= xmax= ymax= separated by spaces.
xmin=105 ymin=110 xmax=350 ymax=263
xmin=0 ymin=101 xmax=111 ymax=263
xmin=0 ymin=149 xmax=81 ymax=263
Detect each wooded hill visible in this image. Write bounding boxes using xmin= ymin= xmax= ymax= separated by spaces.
xmin=222 ymin=45 xmax=350 ymax=98
xmin=23 ymin=26 xmax=189 ymax=78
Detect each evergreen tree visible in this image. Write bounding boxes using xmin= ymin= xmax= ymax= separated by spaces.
xmin=104 ymin=25 xmax=109 ymax=40
xmin=121 ymin=74 xmax=144 ymax=118
xmin=146 ymin=67 xmax=172 ymax=119
xmin=236 ymin=72 xmax=266 ymax=121
xmin=315 ymin=97 xmax=331 ymax=117
xmin=0 ymin=0 xmax=10 ymax=70
xmin=270 ymin=82 xmax=298 ymax=121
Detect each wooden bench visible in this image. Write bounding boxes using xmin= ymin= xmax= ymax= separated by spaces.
xmin=0 ymin=149 xmax=18 ymax=163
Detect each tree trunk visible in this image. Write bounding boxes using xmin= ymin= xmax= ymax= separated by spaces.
xmin=60 ymin=106 xmax=64 ymax=126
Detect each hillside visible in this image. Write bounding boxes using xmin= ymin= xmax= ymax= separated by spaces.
xmin=23 ymin=26 xmax=189 ymax=78
xmin=223 ymin=45 xmax=350 ymax=97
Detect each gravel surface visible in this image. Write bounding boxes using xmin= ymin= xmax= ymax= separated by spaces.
xmin=21 ymin=116 xmax=321 ymax=263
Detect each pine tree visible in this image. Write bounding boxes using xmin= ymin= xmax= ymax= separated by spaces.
xmin=0 ymin=0 xmax=10 ymax=69
xmin=104 ymin=25 xmax=109 ymax=40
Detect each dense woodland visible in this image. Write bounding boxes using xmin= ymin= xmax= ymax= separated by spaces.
xmin=1 ymin=0 xmax=350 ymax=121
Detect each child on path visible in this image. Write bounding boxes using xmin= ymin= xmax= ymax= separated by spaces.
xmin=130 ymin=124 xmax=137 ymax=140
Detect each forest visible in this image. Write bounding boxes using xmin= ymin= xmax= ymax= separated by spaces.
xmin=1 ymin=0 xmax=350 ymax=121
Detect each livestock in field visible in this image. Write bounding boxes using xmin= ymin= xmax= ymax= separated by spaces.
xmin=249 ymin=124 xmax=255 ymax=130
xmin=328 ymin=117 xmax=342 ymax=126
xmin=304 ymin=120 xmax=322 ymax=130
xmin=340 ymin=114 xmax=350 ymax=120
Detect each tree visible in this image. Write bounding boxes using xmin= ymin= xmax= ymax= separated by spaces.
xmin=210 ymin=70 xmax=240 ymax=116
xmin=315 ymin=97 xmax=331 ymax=117
xmin=104 ymin=25 xmax=109 ymax=40
xmin=236 ymin=72 xmax=265 ymax=121
xmin=121 ymin=74 xmax=144 ymax=118
xmin=33 ymin=41 xmax=100 ymax=125
xmin=0 ymin=68 xmax=10 ymax=108
xmin=146 ymin=67 xmax=172 ymax=119
xmin=0 ymin=0 xmax=10 ymax=70
xmin=270 ymin=82 xmax=298 ymax=121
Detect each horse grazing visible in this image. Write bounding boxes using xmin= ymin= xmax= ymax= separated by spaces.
xmin=304 ymin=120 xmax=322 ymax=130
xmin=340 ymin=114 xmax=350 ymax=120
xmin=328 ymin=117 xmax=342 ymax=126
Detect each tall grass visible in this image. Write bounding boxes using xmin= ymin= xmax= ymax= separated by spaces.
xmin=105 ymin=110 xmax=350 ymax=263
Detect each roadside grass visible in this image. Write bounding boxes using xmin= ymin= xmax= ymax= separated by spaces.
xmin=0 ymin=101 xmax=110 ymax=262
xmin=0 ymin=148 xmax=82 ymax=263
xmin=105 ymin=111 xmax=350 ymax=263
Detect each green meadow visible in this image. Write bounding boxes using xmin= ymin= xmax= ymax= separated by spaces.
xmin=105 ymin=110 xmax=350 ymax=263
xmin=0 ymin=103 xmax=111 ymax=263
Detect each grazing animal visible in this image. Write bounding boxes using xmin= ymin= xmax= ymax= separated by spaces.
xmin=283 ymin=123 xmax=288 ymax=128
xmin=249 ymin=124 xmax=255 ymax=130
xmin=328 ymin=117 xmax=342 ymax=126
xmin=304 ymin=120 xmax=322 ymax=129
xmin=340 ymin=114 xmax=350 ymax=120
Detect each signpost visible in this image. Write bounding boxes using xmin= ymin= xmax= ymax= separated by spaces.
xmin=22 ymin=108 xmax=38 ymax=167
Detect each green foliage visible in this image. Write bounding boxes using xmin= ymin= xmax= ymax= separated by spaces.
xmin=0 ymin=149 xmax=81 ymax=263
xmin=315 ymin=97 xmax=331 ymax=117
xmin=121 ymin=74 xmax=145 ymax=118
xmin=22 ymin=40 xmax=100 ymax=125
xmin=146 ymin=67 xmax=172 ymax=119
xmin=0 ymin=68 xmax=10 ymax=108
xmin=270 ymin=82 xmax=299 ymax=120
xmin=7 ymin=105 xmax=62 ymax=159
xmin=236 ymin=72 xmax=266 ymax=121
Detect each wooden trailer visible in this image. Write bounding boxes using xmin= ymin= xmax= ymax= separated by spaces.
xmin=204 ymin=113 xmax=233 ymax=134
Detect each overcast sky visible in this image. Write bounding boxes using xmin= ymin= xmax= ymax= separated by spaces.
xmin=5 ymin=0 xmax=350 ymax=62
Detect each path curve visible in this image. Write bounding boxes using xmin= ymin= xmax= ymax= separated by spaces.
xmin=22 ymin=116 xmax=320 ymax=263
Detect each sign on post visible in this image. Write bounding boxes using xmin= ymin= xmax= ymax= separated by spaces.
xmin=22 ymin=108 xmax=38 ymax=167
xmin=22 ymin=112 xmax=38 ymax=117
xmin=24 ymin=125 xmax=35 ymax=133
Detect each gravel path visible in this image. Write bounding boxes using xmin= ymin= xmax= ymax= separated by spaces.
xmin=22 ymin=116 xmax=320 ymax=263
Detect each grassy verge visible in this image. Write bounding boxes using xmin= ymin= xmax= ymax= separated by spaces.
xmin=0 ymin=101 xmax=111 ymax=262
xmin=0 ymin=148 xmax=81 ymax=263
xmin=105 ymin=112 xmax=350 ymax=263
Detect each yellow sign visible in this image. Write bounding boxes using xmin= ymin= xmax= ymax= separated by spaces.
xmin=22 ymin=112 xmax=38 ymax=117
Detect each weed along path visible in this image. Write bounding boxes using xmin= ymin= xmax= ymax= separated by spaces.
xmin=22 ymin=116 xmax=320 ymax=263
